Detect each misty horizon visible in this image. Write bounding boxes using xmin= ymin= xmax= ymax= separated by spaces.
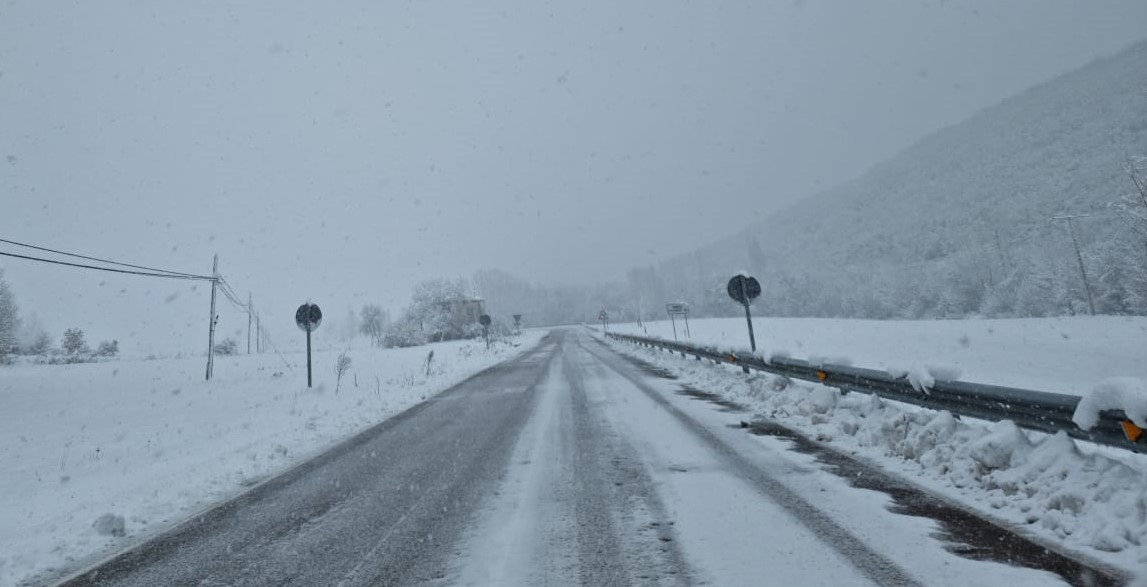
xmin=3 ymin=1 xmax=1146 ymax=354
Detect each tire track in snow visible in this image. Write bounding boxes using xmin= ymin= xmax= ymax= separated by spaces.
xmin=579 ymin=337 xmax=925 ymax=587
xmin=561 ymin=343 xmax=694 ymax=587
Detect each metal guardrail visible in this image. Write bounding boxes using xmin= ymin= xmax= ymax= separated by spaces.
xmin=604 ymin=331 xmax=1145 ymax=453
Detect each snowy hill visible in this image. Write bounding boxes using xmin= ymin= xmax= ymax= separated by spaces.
xmin=632 ymin=40 xmax=1147 ymax=319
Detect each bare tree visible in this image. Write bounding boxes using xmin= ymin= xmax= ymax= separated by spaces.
xmin=29 ymin=331 xmax=51 ymax=356
xmin=1116 ymin=156 xmax=1147 ymax=239
xmin=335 ymin=351 xmax=352 ymax=395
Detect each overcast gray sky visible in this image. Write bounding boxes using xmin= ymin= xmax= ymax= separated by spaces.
xmin=2 ymin=0 xmax=1145 ymax=354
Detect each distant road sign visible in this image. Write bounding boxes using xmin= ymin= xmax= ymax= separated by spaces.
xmin=727 ymin=274 xmax=760 ymax=353
xmin=512 ymin=314 xmax=522 ymax=325
xmin=598 ymin=310 xmax=609 ymax=321
xmin=479 ymin=314 xmax=492 ymax=349
xmin=295 ymin=302 xmax=322 ymax=388
xmin=295 ymin=303 xmax=323 ymax=332
xmin=727 ymin=275 xmax=761 ymax=305
xmin=666 ymin=302 xmax=690 ymax=340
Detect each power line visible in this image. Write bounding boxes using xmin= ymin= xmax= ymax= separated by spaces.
xmin=0 ymin=250 xmax=216 ymax=281
xmin=216 ymin=275 xmax=251 ymax=313
xmin=0 ymin=237 xmax=205 ymax=278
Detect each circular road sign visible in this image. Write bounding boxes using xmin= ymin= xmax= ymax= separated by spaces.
xmin=727 ymin=275 xmax=761 ymax=305
xmin=479 ymin=314 xmax=492 ymax=327
xmin=295 ymin=303 xmax=323 ymax=332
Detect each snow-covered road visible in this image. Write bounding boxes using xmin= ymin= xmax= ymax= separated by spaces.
xmin=50 ymin=329 xmax=1111 ymax=586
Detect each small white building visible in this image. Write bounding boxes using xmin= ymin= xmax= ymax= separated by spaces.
xmin=436 ymin=297 xmax=485 ymax=327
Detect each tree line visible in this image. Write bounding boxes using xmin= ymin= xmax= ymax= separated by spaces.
xmin=0 ymin=280 xmax=120 ymax=364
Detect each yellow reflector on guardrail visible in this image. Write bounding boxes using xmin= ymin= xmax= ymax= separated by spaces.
xmin=817 ymin=370 xmax=828 ymax=382
xmin=1121 ymin=420 xmax=1143 ymax=443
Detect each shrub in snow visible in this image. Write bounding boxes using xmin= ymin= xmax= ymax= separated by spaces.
xmin=92 ymin=513 xmax=125 ymax=537
xmin=335 ymin=352 xmax=352 ymax=394
xmin=96 ymin=340 xmax=119 ymax=357
xmin=214 ymin=338 xmax=239 ymax=356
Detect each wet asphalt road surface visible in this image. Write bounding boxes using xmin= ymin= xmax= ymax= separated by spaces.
xmin=54 ymin=335 xmax=555 ymax=587
xmin=49 ymin=328 xmax=1120 ymax=587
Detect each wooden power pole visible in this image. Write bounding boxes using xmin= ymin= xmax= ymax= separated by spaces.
xmin=206 ymin=254 xmax=219 ymax=380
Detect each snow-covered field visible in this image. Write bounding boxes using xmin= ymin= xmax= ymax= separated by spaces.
xmin=611 ymin=316 xmax=1147 ymax=396
xmin=599 ymin=319 xmax=1147 ymax=579
xmin=0 ymin=331 xmax=545 ymax=587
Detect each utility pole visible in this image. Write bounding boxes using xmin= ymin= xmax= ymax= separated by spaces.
xmin=206 ymin=254 xmax=219 ymax=380
xmin=1051 ymin=214 xmax=1096 ymax=315
xmin=247 ymin=292 xmax=253 ymax=354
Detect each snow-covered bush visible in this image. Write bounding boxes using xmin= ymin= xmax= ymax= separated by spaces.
xmin=213 ymin=338 xmax=239 ymax=356
xmin=96 ymin=340 xmax=119 ymax=358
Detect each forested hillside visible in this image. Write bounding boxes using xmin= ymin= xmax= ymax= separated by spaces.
xmin=626 ymin=40 xmax=1147 ymax=320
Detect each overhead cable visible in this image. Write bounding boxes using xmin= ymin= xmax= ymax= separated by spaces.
xmin=0 ymin=237 xmax=206 ymax=278
xmin=0 ymin=250 xmax=216 ymax=281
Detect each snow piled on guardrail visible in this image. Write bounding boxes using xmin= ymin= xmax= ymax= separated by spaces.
xmin=1074 ymin=377 xmax=1147 ymax=430
xmin=606 ymin=335 xmax=1147 ymax=575
xmin=612 ymin=316 xmax=1147 ymax=396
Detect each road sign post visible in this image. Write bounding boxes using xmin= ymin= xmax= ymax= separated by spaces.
xmin=727 ymin=274 xmax=761 ymax=355
xmin=512 ymin=314 xmax=522 ymax=335
xmin=666 ymin=303 xmax=690 ymax=341
xmin=295 ymin=303 xmax=323 ymax=388
xmin=598 ymin=309 xmax=609 ymax=333
xmin=479 ymin=314 xmax=492 ymax=349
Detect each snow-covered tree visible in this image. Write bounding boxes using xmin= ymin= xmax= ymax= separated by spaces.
xmin=61 ymin=328 xmax=86 ymax=356
xmin=385 ymin=278 xmax=476 ymax=347
xmin=359 ymin=304 xmax=389 ymax=347
xmin=0 ymin=271 xmax=18 ymax=361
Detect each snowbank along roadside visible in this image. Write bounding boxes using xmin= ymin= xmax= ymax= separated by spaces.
xmin=601 ymin=332 xmax=1147 ymax=582
xmin=0 ymin=331 xmax=545 ymax=587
